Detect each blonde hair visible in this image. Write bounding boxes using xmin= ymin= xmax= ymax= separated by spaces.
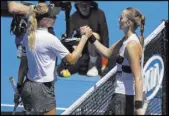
xmin=27 ymin=3 xmax=49 ymax=51
xmin=139 ymin=15 xmax=145 ymax=47
xmin=126 ymin=7 xmax=145 ymax=47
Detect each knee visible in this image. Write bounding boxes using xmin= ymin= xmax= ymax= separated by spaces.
xmin=44 ymin=108 xmax=56 ymax=115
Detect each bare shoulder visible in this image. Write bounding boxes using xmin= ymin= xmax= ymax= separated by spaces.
xmin=126 ymin=40 xmax=142 ymax=56
xmin=127 ymin=40 xmax=142 ymax=49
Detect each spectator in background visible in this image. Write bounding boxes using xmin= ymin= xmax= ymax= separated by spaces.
xmin=58 ymin=1 xmax=109 ymax=77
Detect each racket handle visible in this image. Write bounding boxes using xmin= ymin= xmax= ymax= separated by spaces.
xmin=9 ymin=77 xmax=18 ymax=93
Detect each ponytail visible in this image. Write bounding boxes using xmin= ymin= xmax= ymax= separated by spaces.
xmin=126 ymin=7 xmax=145 ymax=47
xmin=139 ymin=15 xmax=145 ymax=47
xmin=27 ymin=5 xmax=37 ymax=51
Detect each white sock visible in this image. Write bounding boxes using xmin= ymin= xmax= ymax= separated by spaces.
xmin=90 ymin=56 xmax=97 ymax=64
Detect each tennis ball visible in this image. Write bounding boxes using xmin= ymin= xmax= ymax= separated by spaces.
xmin=61 ymin=70 xmax=71 ymax=78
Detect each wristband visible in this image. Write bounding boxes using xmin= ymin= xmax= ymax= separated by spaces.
xmin=135 ymin=101 xmax=143 ymax=109
xmin=89 ymin=34 xmax=97 ymax=44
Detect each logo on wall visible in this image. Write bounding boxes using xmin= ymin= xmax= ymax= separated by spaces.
xmin=143 ymin=54 xmax=164 ymax=101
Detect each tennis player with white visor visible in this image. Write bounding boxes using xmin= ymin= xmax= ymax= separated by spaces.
xmin=8 ymin=2 xmax=96 ymax=115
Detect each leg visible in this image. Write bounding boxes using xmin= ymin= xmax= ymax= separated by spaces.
xmin=21 ymin=80 xmax=56 ymax=115
xmin=125 ymin=95 xmax=134 ymax=115
xmin=104 ymin=93 xmax=126 ymax=115
xmin=44 ymin=108 xmax=56 ymax=115
xmin=87 ymin=42 xmax=98 ymax=76
xmin=88 ymin=42 xmax=98 ymax=64
xmin=101 ymin=56 xmax=109 ymax=76
xmin=54 ymin=57 xmax=58 ymax=81
xmin=114 ymin=93 xmax=126 ymax=115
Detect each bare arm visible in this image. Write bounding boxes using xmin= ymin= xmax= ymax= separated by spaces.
xmin=63 ymin=26 xmax=93 ymax=64
xmin=8 ymin=1 xmax=30 ymax=15
xmin=125 ymin=41 xmax=143 ymax=101
xmin=18 ymin=56 xmax=28 ymax=85
xmin=93 ymin=38 xmax=123 ymax=58
xmin=63 ymin=35 xmax=88 ymax=64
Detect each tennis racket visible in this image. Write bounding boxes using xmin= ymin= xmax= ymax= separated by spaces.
xmin=9 ymin=77 xmax=22 ymax=115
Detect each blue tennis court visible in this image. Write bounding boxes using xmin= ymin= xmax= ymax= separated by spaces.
xmin=1 ymin=1 xmax=168 ymax=115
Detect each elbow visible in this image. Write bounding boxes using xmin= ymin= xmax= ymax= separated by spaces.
xmin=66 ymin=57 xmax=76 ymax=65
xmin=67 ymin=59 xmax=76 ymax=65
xmin=104 ymin=54 xmax=110 ymax=59
xmin=105 ymin=50 xmax=112 ymax=58
xmin=98 ymin=49 xmax=111 ymax=58
xmin=135 ymin=76 xmax=143 ymax=83
xmin=106 ymin=53 xmax=111 ymax=58
xmin=8 ymin=2 xmax=16 ymax=13
xmin=64 ymin=54 xmax=77 ymax=65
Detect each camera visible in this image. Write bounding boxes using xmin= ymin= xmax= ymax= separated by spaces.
xmin=50 ymin=1 xmax=71 ymax=11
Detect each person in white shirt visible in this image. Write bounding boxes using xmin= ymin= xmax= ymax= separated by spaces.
xmin=81 ymin=7 xmax=145 ymax=115
xmin=14 ymin=3 xmax=93 ymax=115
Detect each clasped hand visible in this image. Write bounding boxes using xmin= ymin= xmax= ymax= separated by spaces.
xmin=80 ymin=25 xmax=93 ymax=38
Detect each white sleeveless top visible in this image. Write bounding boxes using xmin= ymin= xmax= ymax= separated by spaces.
xmin=115 ymin=34 xmax=142 ymax=95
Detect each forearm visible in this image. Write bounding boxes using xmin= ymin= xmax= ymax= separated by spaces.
xmin=18 ymin=57 xmax=28 ymax=85
xmin=8 ymin=1 xmax=30 ymax=15
xmin=135 ymin=77 xmax=143 ymax=101
xmin=69 ymin=35 xmax=88 ymax=64
xmin=93 ymin=40 xmax=112 ymax=58
xmin=18 ymin=67 xmax=27 ymax=85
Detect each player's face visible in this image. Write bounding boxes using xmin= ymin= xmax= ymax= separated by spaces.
xmin=77 ymin=2 xmax=91 ymax=16
xmin=118 ymin=10 xmax=131 ymax=31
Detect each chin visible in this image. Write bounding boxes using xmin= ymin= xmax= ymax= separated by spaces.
xmin=81 ymin=13 xmax=90 ymax=17
xmin=80 ymin=10 xmax=90 ymax=16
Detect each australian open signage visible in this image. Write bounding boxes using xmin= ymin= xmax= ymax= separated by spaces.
xmin=143 ymin=54 xmax=164 ymax=101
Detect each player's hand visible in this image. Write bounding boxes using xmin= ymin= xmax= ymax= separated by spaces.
xmin=135 ymin=108 xmax=145 ymax=115
xmin=14 ymin=83 xmax=23 ymax=104
xmin=61 ymin=33 xmax=67 ymax=40
xmin=80 ymin=26 xmax=93 ymax=38
xmin=14 ymin=93 xmax=20 ymax=105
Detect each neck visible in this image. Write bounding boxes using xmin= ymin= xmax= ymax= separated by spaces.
xmin=37 ymin=26 xmax=48 ymax=31
xmin=38 ymin=26 xmax=48 ymax=29
xmin=124 ymin=27 xmax=136 ymax=39
xmin=78 ymin=9 xmax=92 ymax=19
xmin=38 ymin=18 xmax=55 ymax=28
